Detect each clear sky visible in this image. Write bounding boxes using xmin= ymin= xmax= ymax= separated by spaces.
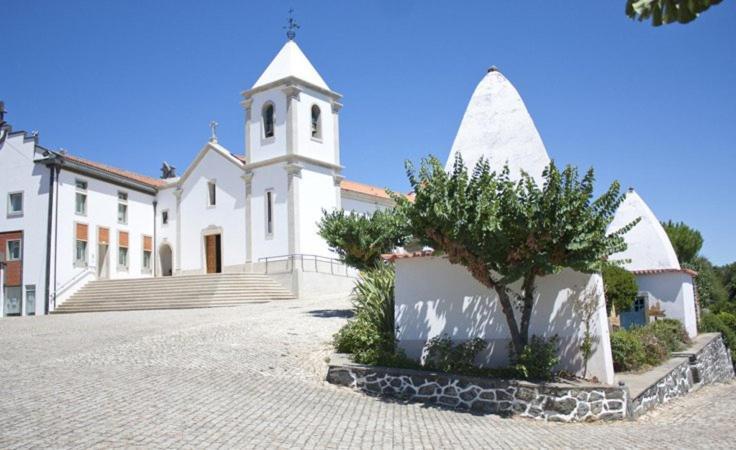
xmin=4 ymin=1 xmax=735 ymax=265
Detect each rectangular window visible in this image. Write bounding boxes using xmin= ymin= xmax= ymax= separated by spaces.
xmin=75 ymin=223 xmax=88 ymax=266
xmin=3 ymin=286 xmax=21 ymax=317
xmin=161 ymin=209 xmax=169 ymax=225
xmin=117 ymin=191 xmax=128 ymax=224
xmin=25 ymin=285 xmax=35 ymax=316
xmin=208 ymin=181 xmax=216 ymax=206
xmin=266 ymin=190 xmax=274 ymax=237
xmin=75 ymin=180 xmax=87 ymax=215
xmin=118 ymin=231 xmax=129 ymax=270
xmin=142 ymin=235 xmax=152 ymax=272
xmin=6 ymin=239 xmax=21 ymax=261
xmin=7 ymin=192 xmax=23 ymax=217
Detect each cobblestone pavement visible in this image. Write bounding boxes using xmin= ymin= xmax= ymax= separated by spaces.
xmin=1 ymin=295 xmax=734 ymax=449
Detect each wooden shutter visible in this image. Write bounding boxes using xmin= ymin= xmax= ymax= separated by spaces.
xmin=143 ymin=235 xmax=152 ymax=252
xmin=118 ymin=231 xmax=129 ymax=248
xmin=98 ymin=227 xmax=109 ymax=244
xmin=76 ymin=223 xmax=88 ymax=241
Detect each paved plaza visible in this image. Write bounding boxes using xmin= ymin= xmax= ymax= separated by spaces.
xmin=1 ymin=295 xmax=734 ymax=449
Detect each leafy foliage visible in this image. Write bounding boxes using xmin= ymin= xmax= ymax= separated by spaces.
xmin=513 ymin=335 xmax=561 ymax=381
xmin=333 ymin=265 xmax=400 ymax=365
xmin=687 ymin=256 xmax=729 ymax=310
xmin=602 ymin=264 xmax=639 ymax=315
xmin=611 ymin=320 xmax=690 ymax=372
xmin=699 ymin=312 xmax=736 ymax=360
xmin=662 ymin=220 xmax=703 ymax=265
xmin=318 ymin=208 xmax=408 ymax=271
xmin=393 ymin=154 xmax=635 ymax=355
xmin=626 ymin=0 xmax=723 ymax=26
xmin=424 ymin=335 xmax=487 ymax=374
xmin=715 ymin=262 xmax=736 ymax=305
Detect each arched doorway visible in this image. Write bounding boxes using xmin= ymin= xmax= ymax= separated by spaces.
xmin=159 ymin=243 xmax=173 ymax=277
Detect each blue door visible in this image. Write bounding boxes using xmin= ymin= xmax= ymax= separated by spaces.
xmin=620 ymin=296 xmax=647 ymax=329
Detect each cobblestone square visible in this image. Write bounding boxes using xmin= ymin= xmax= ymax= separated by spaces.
xmin=1 ymin=296 xmax=734 ymax=449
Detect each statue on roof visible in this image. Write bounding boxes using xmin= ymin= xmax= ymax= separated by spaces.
xmin=160 ymin=161 xmax=177 ymax=179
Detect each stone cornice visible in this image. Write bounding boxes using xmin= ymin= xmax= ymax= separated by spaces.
xmin=245 ymin=154 xmax=344 ymax=172
xmin=241 ymin=76 xmax=342 ymax=101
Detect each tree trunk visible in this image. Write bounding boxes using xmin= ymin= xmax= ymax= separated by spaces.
xmin=519 ymin=274 xmax=536 ymax=345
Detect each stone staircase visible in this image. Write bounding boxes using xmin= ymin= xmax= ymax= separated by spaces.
xmin=53 ymin=273 xmax=296 ymax=314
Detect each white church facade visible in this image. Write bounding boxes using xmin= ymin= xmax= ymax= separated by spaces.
xmin=0 ymin=39 xmax=390 ymax=316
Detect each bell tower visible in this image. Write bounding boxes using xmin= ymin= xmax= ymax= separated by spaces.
xmin=241 ymin=34 xmax=344 ymax=266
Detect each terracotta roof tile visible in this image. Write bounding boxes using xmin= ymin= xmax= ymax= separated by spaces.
xmin=632 ymin=268 xmax=698 ymax=277
xmin=340 ymin=179 xmax=414 ymax=201
xmin=381 ymin=250 xmax=435 ymax=262
xmin=63 ymin=154 xmax=167 ymax=188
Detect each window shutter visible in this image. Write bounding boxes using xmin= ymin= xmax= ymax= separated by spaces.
xmin=118 ymin=231 xmax=129 ymax=248
xmin=143 ymin=236 xmax=152 ymax=252
xmin=76 ymin=223 xmax=88 ymax=241
xmin=98 ymin=227 xmax=109 ymax=244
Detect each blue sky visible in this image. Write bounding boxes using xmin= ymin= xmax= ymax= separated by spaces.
xmin=4 ymin=1 xmax=735 ymax=264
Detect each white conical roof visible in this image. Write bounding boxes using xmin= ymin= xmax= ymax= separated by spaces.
xmin=252 ymin=40 xmax=329 ymax=90
xmin=446 ymin=69 xmax=550 ymax=184
xmin=607 ymin=189 xmax=680 ymax=271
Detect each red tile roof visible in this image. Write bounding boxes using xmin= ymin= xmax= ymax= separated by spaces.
xmin=63 ymin=154 xmax=167 ymax=188
xmin=381 ymin=250 xmax=435 ymax=262
xmin=632 ymin=268 xmax=698 ymax=277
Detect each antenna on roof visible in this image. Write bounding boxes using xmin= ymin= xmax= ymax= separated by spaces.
xmin=284 ymin=8 xmax=300 ymax=40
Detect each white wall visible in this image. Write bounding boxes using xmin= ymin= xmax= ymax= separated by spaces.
xmin=53 ymin=169 xmax=155 ymax=305
xmin=294 ymin=87 xmax=336 ymax=165
xmin=247 ymin=90 xmax=288 ymax=164
xmin=250 ymin=163 xmax=289 ymax=262
xmin=0 ymin=133 xmax=51 ymax=316
xmin=296 ymin=162 xmax=339 ymax=257
xmin=178 ymin=147 xmax=246 ymax=274
xmin=340 ymin=194 xmax=390 ymax=216
xmin=394 ymin=257 xmax=614 ymax=384
xmin=155 ymin=184 xmax=177 ymax=273
xmin=636 ymin=272 xmax=698 ymax=338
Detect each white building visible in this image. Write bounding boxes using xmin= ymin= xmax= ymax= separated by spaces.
xmin=608 ymin=189 xmax=699 ymax=337
xmin=0 ymin=39 xmax=393 ymax=316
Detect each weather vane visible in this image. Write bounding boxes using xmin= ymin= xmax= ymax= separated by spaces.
xmin=284 ymin=8 xmax=299 ymax=40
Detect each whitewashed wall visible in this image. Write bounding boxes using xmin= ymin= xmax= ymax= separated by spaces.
xmin=178 ymin=147 xmax=246 ymax=274
xmin=636 ymin=272 xmax=698 ymax=338
xmin=340 ymin=194 xmax=390 ymax=216
xmin=0 ymin=134 xmax=51 ymax=316
xmin=155 ymin=184 xmax=177 ymax=274
xmin=294 ymin=87 xmax=336 ymax=165
xmin=296 ymin=162 xmax=339 ymax=257
xmin=54 ymin=169 xmax=155 ymax=305
xmin=247 ymin=90 xmax=288 ymax=164
xmin=250 ymin=163 xmax=289 ymax=262
xmin=394 ymin=257 xmax=614 ymax=384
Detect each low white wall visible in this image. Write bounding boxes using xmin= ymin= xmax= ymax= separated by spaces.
xmin=636 ymin=272 xmax=698 ymax=338
xmin=394 ymin=257 xmax=614 ymax=384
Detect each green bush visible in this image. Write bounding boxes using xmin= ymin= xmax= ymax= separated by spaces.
xmin=699 ymin=312 xmax=736 ymax=361
xmin=424 ymin=335 xmax=487 ymax=374
xmin=602 ymin=264 xmax=639 ymax=315
xmin=513 ymin=335 xmax=561 ymax=381
xmin=333 ymin=265 xmax=397 ymax=365
xmin=649 ymin=319 xmax=691 ymax=352
xmin=611 ymin=329 xmax=647 ymax=371
xmin=631 ymin=327 xmax=669 ymax=366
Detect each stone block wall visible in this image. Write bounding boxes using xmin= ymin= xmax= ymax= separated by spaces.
xmin=327 ymin=361 xmax=628 ymax=422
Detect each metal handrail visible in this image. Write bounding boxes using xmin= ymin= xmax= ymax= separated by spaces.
xmin=257 ymin=253 xmax=349 ymax=276
xmin=54 ymin=267 xmax=94 ymax=298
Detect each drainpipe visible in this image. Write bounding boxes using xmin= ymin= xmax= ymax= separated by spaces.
xmin=43 ymin=159 xmax=58 ymax=315
xmin=52 ymin=164 xmax=60 ymax=308
xmin=152 ymin=200 xmax=157 ymax=277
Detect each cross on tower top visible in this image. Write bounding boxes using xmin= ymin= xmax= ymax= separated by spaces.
xmin=284 ymin=8 xmax=299 ymax=40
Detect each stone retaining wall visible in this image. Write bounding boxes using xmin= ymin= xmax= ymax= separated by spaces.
xmin=326 ymin=358 xmax=628 ymax=422
xmin=628 ymin=333 xmax=734 ymax=418
xmin=327 ymin=333 xmax=734 ymax=422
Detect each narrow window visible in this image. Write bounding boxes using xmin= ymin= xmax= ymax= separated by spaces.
xmin=161 ymin=210 xmax=169 ymax=225
xmin=6 ymin=239 xmax=21 ymax=261
xmin=311 ymin=105 xmax=322 ymax=139
xmin=117 ymin=191 xmax=128 ymax=224
xmin=25 ymin=285 xmax=35 ymax=316
xmin=118 ymin=231 xmax=129 ymax=270
xmin=262 ymin=103 xmax=275 ymax=138
xmin=207 ymin=181 xmax=216 ymax=206
xmin=7 ymin=192 xmax=23 ymax=217
xmin=75 ymin=223 xmax=88 ymax=267
xmin=142 ymin=235 xmax=152 ymax=272
xmin=75 ymin=180 xmax=87 ymax=215
xmin=266 ymin=190 xmax=274 ymax=237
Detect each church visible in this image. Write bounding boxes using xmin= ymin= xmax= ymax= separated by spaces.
xmin=0 ymin=37 xmax=393 ymax=316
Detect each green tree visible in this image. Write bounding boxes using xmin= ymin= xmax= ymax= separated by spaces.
xmin=602 ymin=264 xmax=639 ymax=314
xmin=662 ymin=220 xmax=703 ymax=264
xmin=393 ymin=155 xmax=637 ymax=356
xmin=626 ymin=0 xmax=723 ymax=26
xmin=688 ymin=256 xmax=729 ymax=310
xmin=318 ymin=208 xmax=408 ymax=271
xmin=715 ymin=262 xmax=736 ymax=303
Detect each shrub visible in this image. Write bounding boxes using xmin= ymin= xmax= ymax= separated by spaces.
xmin=610 ymin=329 xmax=647 ymax=371
xmin=699 ymin=312 xmax=736 ymax=361
xmin=602 ymin=264 xmax=639 ymax=315
xmin=424 ymin=335 xmax=487 ymax=374
xmin=513 ymin=335 xmax=561 ymax=381
xmin=649 ymin=319 xmax=690 ymax=352
xmin=631 ymin=327 xmax=669 ymax=366
xmin=333 ymin=265 xmax=397 ymax=365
